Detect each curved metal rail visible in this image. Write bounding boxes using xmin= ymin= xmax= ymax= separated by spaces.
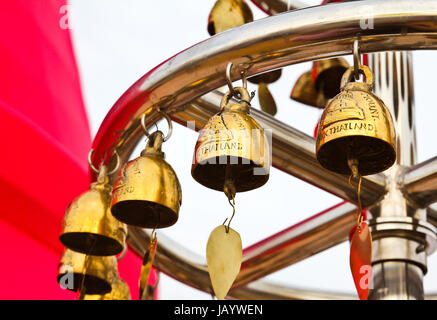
xmin=90 ymin=0 xmax=437 ymax=299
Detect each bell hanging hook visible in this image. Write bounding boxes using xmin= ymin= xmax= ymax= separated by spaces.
xmin=88 ymin=148 xmax=120 ymax=175
xmin=353 ymin=40 xmax=362 ymax=81
xmin=141 ymin=111 xmax=173 ymax=142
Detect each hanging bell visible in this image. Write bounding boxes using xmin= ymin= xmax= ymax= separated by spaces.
xmin=312 ymin=58 xmax=350 ymax=100
xmin=192 ymin=86 xmax=270 ymax=192
xmin=290 ymin=71 xmax=327 ymax=109
xmin=57 ymin=249 xmax=118 ymax=295
xmin=60 ymin=161 xmax=127 ymax=256
xmin=208 ymin=0 xmax=253 ymax=36
xmin=248 ymin=69 xmax=281 ymax=116
xmin=82 ymin=277 xmax=131 ymax=300
xmin=111 ymin=130 xmax=182 ymax=228
xmin=316 ymin=65 xmax=396 ymax=175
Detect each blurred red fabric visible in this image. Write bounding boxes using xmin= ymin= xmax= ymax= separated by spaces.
xmin=0 ymin=0 xmax=146 ymax=299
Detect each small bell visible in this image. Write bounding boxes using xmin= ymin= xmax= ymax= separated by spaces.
xmin=208 ymin=0 xmax=253 ymax=36
xmin=312 ymin=58 xmax=350 ymax=100
xmin=82 ymin=277 xmax=131 ymax=300
xmin=57 ymin=249 xmax=118 ymax=295
xmin=60 ymin=160 xmax=127 ymax=256
xmin=248 ymin=69 xmax=281 ymax=116
xmin=111 ymin=130 xmax=182 ymax=228
xmin=290 ymin=71 xmax=327 ymax=109
xmin=316 ymin=65 xmax=396 ymax=175
xmin=192 ymin=86 xmax=270 ymax=192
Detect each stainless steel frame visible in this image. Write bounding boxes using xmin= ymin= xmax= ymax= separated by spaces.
xmin=90 ymin=0 xmax=437 ymax=299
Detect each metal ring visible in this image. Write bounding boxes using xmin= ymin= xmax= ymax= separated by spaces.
xmin=88 ymin=149 xmax=100 ymax=174
xmin=225 ymin=62 xmax=235 ymax=95
xmin=141 ymin=112 xmax=173 ymax=142
xmin=353 ymin=40 xmax=361 ymax=80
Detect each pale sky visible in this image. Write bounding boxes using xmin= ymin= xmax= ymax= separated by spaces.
xmin=68 ymin=0 xmax=437 ymax=299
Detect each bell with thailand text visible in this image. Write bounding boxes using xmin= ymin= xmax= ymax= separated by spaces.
xmin=192 ymin=86 xmax=270 ymax=192
xmin=316 ymin=65 xmax=396 ymax=176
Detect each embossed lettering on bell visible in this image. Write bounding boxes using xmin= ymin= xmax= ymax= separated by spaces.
xmin=192 ymin=87 xmax=271 ymax=192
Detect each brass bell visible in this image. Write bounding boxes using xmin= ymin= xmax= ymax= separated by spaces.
xmin=82 ymin=277 xmax=131 ymax=300
xmin=312 ymin=58 xmax=350 ymax=99
xmin=248 ymin=69 xmax=282 ymax=116
xmin=60 ymin=160 xmax=127 ymax=256
xmin=57 ymin=249 xmax=118 ymax=295
xmin=208 ymin=0 xmax=253 ymax=36
xmin=111 ymin=130 xmax=182 ymax=228
xmin=192 ymin=86 xmax=270 ymax=192
xmin=316 ymin=65 xmax=396 ymax=175
xmin=290 ymin=71 xmax=327 ymax=109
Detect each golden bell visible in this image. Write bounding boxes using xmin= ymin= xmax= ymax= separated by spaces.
xmin=60 ymin=166 xmax=127 ymax=256
xmin=111 ymin=131 xmax=182 ymax=228
xmin=57 ymin=249 xmax=118 ymax=295
xmin=192 ymin=86 xmax=270 ymax=192
xmin=82 ymin=277 xmax=131 ymax=300
xmin=208 ymin=0 xmax=253 ymax=36
xmin=316 ymin=65 xmax=396 ymax=176
xmin=290 ymin=71 xmax=327 ymax=109
xmin=312 ymin=58 xmax=350 ymax=99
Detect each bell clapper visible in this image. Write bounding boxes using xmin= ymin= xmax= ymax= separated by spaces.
xmin=347 ymin=157 xmax=364 ymax=232
xmin=139 ymin=229 xmax=158 ymax=300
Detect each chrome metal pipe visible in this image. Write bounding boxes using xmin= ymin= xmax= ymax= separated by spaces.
xmin=173 ymin=91 xmax=387 ymax=207
xmin=128 ymin=202 xmax=357 ymax=299
xmin=368 ymin=52 xmax=436 ymax=300
xmin=401 ymin=156 xmax=437 ymax=208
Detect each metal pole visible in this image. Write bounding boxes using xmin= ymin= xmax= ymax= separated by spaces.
xmin=368 ymin=52 xmax=436 ymax=300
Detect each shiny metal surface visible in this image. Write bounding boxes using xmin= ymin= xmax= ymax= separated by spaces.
xmin=368 ymin=51 xmax=436 ymax=300
xmin=402 ymin=156 xmax=437 ymax=208
xmin=89 ymin=1 xmax=437 ymax=299
xmin=369 ymin=262 xmax=424 ymax=300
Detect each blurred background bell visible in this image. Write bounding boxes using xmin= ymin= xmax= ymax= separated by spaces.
xmin=207 ymin=0 xmax=253 ymax=36
xmin=60 ymin=165 xmax=127 ymax=256
xmin=290 ymin=71 xmax=327 ymax=109
xmin=82 ymin=277 xmax=131 ymax=300
xmin=248 ymin=69 xmax=281 ymax=116
xmin=111 ymin=131 xmax=182 ymax=228
xmin=192 ymin=87 xmax=270 ymax=193
xmin=312 ymin=58 xmax=350 ymax=100
xmin=57 ymin=249 xmax=118 ymax=295
xmin=316 ymin=65 xmax=396 ymax=176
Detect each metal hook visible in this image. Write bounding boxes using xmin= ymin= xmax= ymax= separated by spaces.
xmin=88 ymin=149 xmax=100 ymax=174
xmin=222 ymin=195 xmax=236 ymax=233
xmin=353 ymin=40 xmax=361 ymax=81
xmin=108 ymin=149 xmax=121 ymax=175
xmin=141 ymin=112 xmax=173 ymax=142
xmin=225 ymin=62 xmax=235 ymax=96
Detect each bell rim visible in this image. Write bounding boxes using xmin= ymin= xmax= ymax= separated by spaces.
xmin=111 ymin=200 xmax=179 ymax=229
xmin=191 ymin=158 xmax=270 ymax=192
xmin=316 ymin=135 xmax=396 ymax=176
xmin=59 ymin=232 xmax=125 ymax=256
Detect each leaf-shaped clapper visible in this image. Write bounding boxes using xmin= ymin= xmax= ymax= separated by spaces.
xmin=258 ymin=82 xmax=277 ymax=116
xmin=350 ymin=222 xmax=373 ymax=300
xmin=206 ymin=225 xmax=242 ymax=300
xmin=139 ymin=234 xmax=157 ymax=300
